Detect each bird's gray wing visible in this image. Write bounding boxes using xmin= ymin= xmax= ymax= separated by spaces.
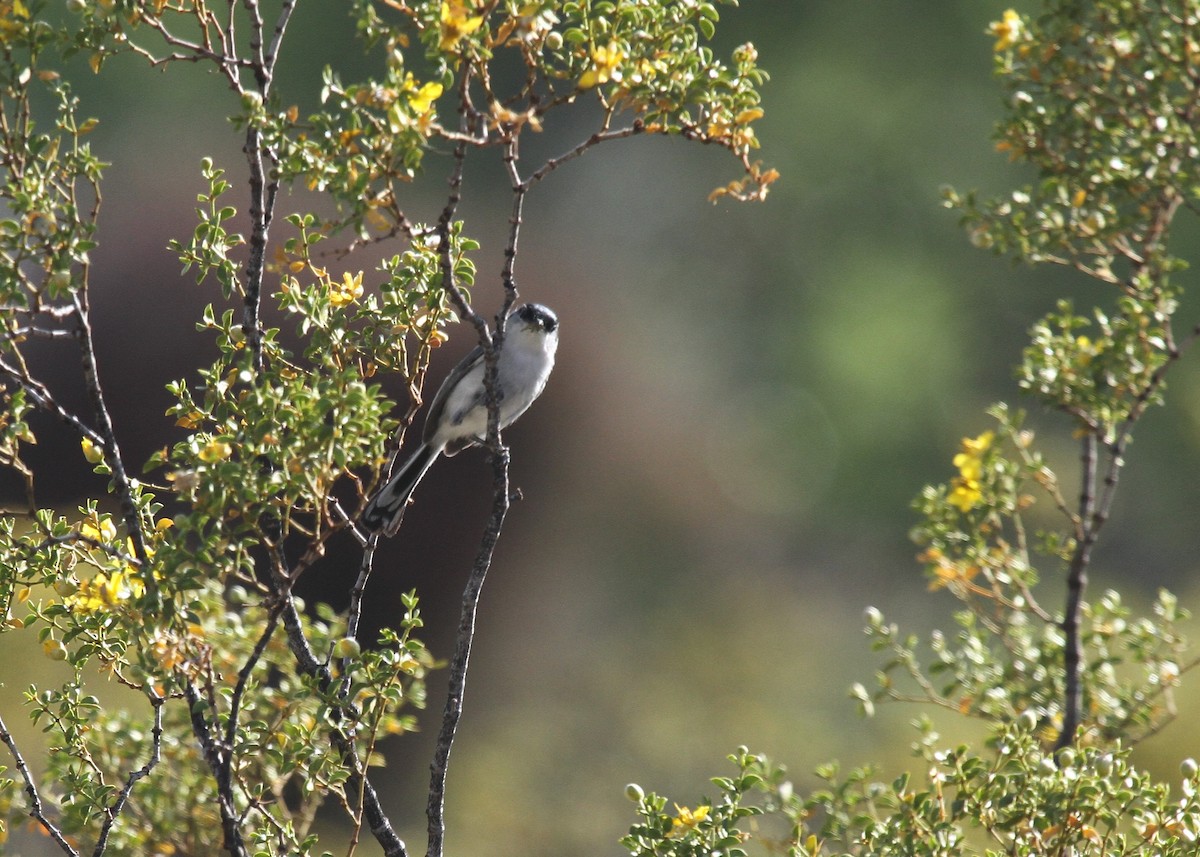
xmin=422 ymin=344 xmax=485 ymax=444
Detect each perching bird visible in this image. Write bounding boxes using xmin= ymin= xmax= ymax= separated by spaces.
xmin=361 ymin=302 xmax=559 ymax=536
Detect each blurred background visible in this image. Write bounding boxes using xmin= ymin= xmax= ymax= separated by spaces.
xmin=5 ymin=0 xmax=1200 ymax=854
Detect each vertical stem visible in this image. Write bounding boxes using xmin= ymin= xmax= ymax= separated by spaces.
xmin=242 ymin=127 xmax=268 ymax=370
xmin=238 ymin=0 xmax=295 ymax=372
xmin=501 ymin=133 xmax=525 ymax=303
xmin=1057 ymin=432 xmax=1097 ymax=751
xmin=72 ymin=289 xmax=150 ymax=566
xmin=425 ymin=450 xmax=510 ymax=857
xmin=426 ymin=65 xmax=514 ymax=857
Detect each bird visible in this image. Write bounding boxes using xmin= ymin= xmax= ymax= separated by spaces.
xmin=361 ymin=302 xmax=559 ymax=536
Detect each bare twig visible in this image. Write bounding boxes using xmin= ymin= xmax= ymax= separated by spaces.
xmin=93 ymin=692 xmax=165 ymax=857
xmin=72 ymin=289 xmax=151 ymax=566
xmin=184 ymin=682 xmax=250 ymax=857
xmin=1056 ymin=432 xmax=1097 ymax=751
xmin=0 ymin=358 xmax=106 ymax=449
xmin=521 ymin=123 xmax=645 ymax=190
xmin=0 ymin=711 xmax=79 ymax=856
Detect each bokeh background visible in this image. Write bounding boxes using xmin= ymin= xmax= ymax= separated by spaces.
xmin=5 ymin=1 xmax=1200 ymax=854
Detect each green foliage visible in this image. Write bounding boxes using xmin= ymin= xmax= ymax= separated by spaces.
xmin=621 ymin=1 xmax=1200 ymax=855
xmin=626 ymin=733 xmax=1200 ymax=857
xmin=0 ymin=0 xmax=771 ymax=853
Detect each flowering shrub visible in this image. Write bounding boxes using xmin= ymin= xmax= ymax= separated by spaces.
xmin=624 ymin=3 xmax=1200 ymax=854
xmin=0 ymin=1 xmax=769 ymax=854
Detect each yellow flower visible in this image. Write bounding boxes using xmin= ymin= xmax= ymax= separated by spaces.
xmin=80 ymin=437 xmax=105 ymax=464
xmin=409 ymin=80 xmax=443 ymax=114
xmin=960 ymin=431 xmax=994 ymax=455
xmin=80 ymin=514 xmax=118 ymax=544
xmin=988 ymin=9 xmax=1023 ymax=51
xmin=66 ymin=569 xmax=146 ymax=614
xmin=669 ymin=804 xmax=710 ymax=837
xmin=198 ymin=438 xmax=233 ymax=463
xmin=948 ymin=477 xmax=982 ymax=513
xmin=1075 ymin=335 xmax=1101 ymax=367
xmin=440 ymin=0 xmax=485 ymax=52
xmin=952 ymin=451 xmax=982 ymax=482
xmin=330 ymin=270 xmax=364 ymax=307
xmin=948 ymin=431 xmax=992 ymax=513
xmin=579 ymin=42 xmax=624 ymax=90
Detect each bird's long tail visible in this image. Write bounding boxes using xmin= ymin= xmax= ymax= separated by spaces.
xmin=361 ymin=444 xmax=439 ymax=536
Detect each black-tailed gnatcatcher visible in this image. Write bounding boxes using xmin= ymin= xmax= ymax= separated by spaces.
xmin=361 ymin=302 xmax=558 ymax=536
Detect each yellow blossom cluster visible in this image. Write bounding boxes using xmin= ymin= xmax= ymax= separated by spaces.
xmin=706 ymin=107 xmax=765 ymax=156
xmin=67 ymin=569 xmax=147 ymax=613
xmin=329 ymin=270 xmax=364 ymax=307
xmin=440 ymin=0 xmax=485 ymax=52
xmin=579 ymin=42 xmax=624 ymax=90
xmin=989 ymin=9 xmax=1023 ymax=52
xmin=68 ymin=516 xmax=173 ymax=614
xmin=948 ymin=430 xmax=993 ymax=513
xmin=669 ymin=804 xmax=710 ymax=837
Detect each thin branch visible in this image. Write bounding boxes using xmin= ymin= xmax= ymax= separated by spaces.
xmin=185 ymin=681 xmax=249 ymax=857
xmin=224 ymin=601 xmax=283 ymax=767
xmin=500 ymin=133 xmax=525 ymax=301
xmin=1056 ymin=432 xmax=1097 ymax=751
xmin=422 ymin=68 xmax=520 ymax=857
xmin=341 ymin=536 xmax=379 ymax=697
xmin=92 ymin=692 xmax=165 ymax=857
xmin=265 ymin=0 xmax=299 ymax=75
xmin=521 ymin=122 xmax=645 ymax=190
xmin=72 ymin=290 xmax=151 ymax=566
xmin=424 ymin=68 xmax=508 ymax=857
xmin=0 ymin=711 xmax=80 ymax=856
xmin=425 ymin=446 xmax=512 ymax=857
xmin=0 ymin=357 xmax=105 ymax=448
xmin=277 ymin=600 xmax=410 ymax=857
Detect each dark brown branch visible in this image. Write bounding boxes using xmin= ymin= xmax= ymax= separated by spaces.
xmin=185 ymin=683 xmax=249 ymax=857
xmin=1056 ymin=432 xmax=1097 ymax=751
xmin=277 ymin=601 xmax=409 ymax=857
xmin=71 ymin=290 xmax=151 ymax=567
xmin=93 ymin=693 xmax=165 ymax=857
xmin=521 ymin=123 xmax=644 ymax=190
xmin=0 ymin=711 xmax=79 ymax=856
xmin=424 ymin=446 xmax=511 ymax=857
xmin=424 ymin=69 xmax=530 ymax=857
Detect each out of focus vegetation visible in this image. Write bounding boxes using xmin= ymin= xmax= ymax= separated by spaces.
xmin=3 ymin=1 xmax=1200 ymax=856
